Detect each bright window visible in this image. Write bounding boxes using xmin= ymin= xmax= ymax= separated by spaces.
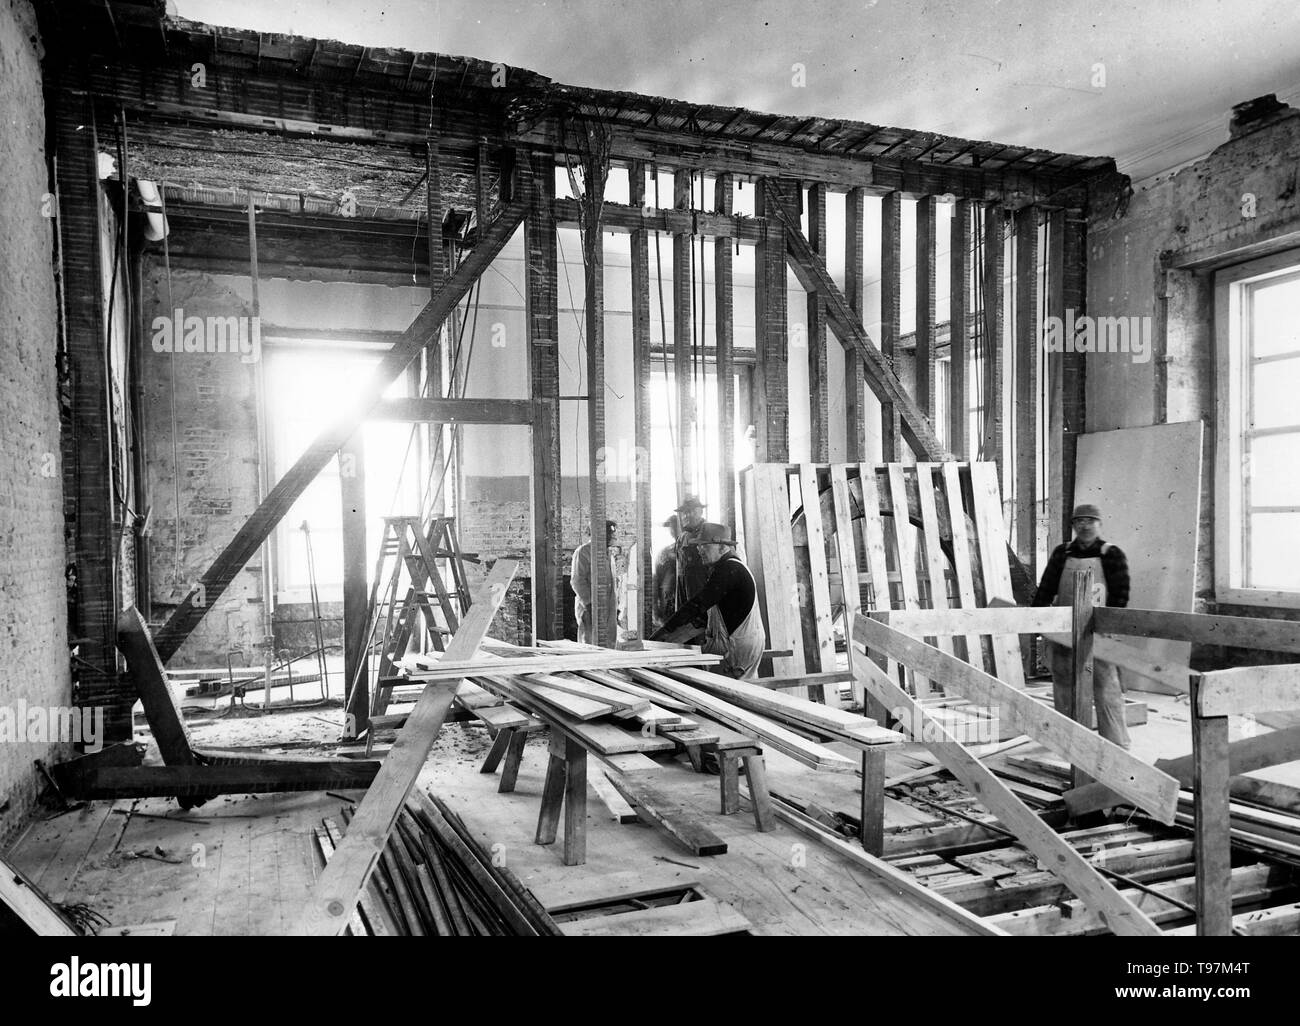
xmin=1215 ymin=253 xmax=1300 ymax=604
xmin=266 ymin=347 xmax=422 ymax=603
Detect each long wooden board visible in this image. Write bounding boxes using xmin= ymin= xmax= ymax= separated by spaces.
xmin=855 ymin=614 xmax=1179 ymax=822
xmin=0 ymin=853 xmax=79 ymax=936
xmin=1065 ymin=724 xmax=1300 ymax=817
xmin=878 ymin=606 xmax=1073 ymax=637
xmin=561 ymin=896 xmax=749 ymax=936
xmin=605 ymin=772 xmax=729 ymax=856
xmin=621 ymin=668 xmax=857 ymax=773
xmin=852 ymin=650 xmax=1162 ymax=936
xmin=1094 ymin=607 xmax=1300 ymax=655
xmin=939 ymin=461 xmax=984 ymax=667
xmin=798 ymin=465 xmax=837 ymax=681
xmin=400 ymin=649 xmax=718 ymax=681
xmin=291 ymin=559 xmax=518 ymax=936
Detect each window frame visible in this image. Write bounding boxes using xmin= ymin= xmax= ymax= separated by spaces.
xmin=1214 ymin=249 xmax=1300 ymax=607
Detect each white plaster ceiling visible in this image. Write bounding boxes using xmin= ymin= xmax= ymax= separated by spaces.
xmin=177 ymin=0 xmax=1300 ymax=185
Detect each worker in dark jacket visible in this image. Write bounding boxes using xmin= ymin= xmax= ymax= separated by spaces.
xmin=1032 ymin=503 xmax=1131 ymax=748
xmin=672 ymin=495 xmax=711 ymax=642
xmin=652 ymin=513 xmax=681 ymax=628
xmin=652 ymin=523 xmax=764 ymax=679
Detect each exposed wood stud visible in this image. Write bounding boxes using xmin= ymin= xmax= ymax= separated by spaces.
xmin=631 ymin=161 xmax=654 ymax=637
xmin=1014 ymin=206 xmax=1041 ymax=570
xmin=949 ymin=199 xmax=972 ymax=458
xmin=673 ymin=170 xmax=695 ymax=497
xmin=844 ymin=187 xmax=867 ymax=461
xmin=915 ymin=195 xmax=937 ymax=420
xmin=807 ymin=182 xmax=829 ymax=462
xmin=715 ymin=172 xmax=737 ymax=534
xmin=880 ymin=191 xmax=902 ymax=460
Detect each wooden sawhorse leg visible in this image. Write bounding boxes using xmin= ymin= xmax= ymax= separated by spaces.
xmin=859 ymin=747 xmax=886 ymax=855
xmin=480 ymin=727 xmax=514 ymax=775
xmin=534 ymin=734 xmax=588 ymax=866
xmin=719 ymin=747 xmax=775 ymax=832
xmin=498 ymin=730 xmax=530 ymax=793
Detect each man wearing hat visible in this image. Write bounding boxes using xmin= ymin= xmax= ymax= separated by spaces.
xmin=651 ymin=523 xmax=765 ymax=679
xmin=1032 ymin=503 xmax=1132 ymax=748
xmin=673 ymin=496 xmax=711 ymax=639
xmin=653 ymin=513 xmax=681 ymax=628
xmin=571 ymin=519 xmax=617 ymax=646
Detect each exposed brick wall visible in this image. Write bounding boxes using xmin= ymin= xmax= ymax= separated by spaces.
xmin=139 ymin=264 xmax=265 ymax=668
xmin=0 ymin=0 xmax=72 ymax=843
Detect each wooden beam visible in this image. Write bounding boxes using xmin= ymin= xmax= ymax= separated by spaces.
xmin=880 ymin=191 xmax=902 ymax=459
xmin=1191 ymin=674 xmax=1233 ymax=936
xmin=807 ymin=182 xmax=829 ymax=462
xmin=1095 ymin=607 xmax=1300 ymax=655
xmin=340 ymin=438 xmax=369 ymax=738
xmin=949 ymin=200 xmax=972 ymax=457
xmin=553 ymin=197 xmax=763 ymax=241
xmin=151 ymin=197 xmax=530 ymax=662
xmin=622 ymin=667 xmax=857 ymax=772
xmin=753 ymin=180 xmax=790 ymax=461
xmin=1070 ymin=568 xmax=1095 ymax=791
xmin=1014 ymin=207 xmax=1040 ymax=570
xmin=401 ymin=649 xmax=718 ymax=681
xmin=855 ymin=614 xmax=1179 ymax=821
xmin=525 ymin=156 xmax=562 ymax=640
xmin=631 ymin=162 xmax=654 ymax=637
xmin=116 ymin=607 xmax=196 ymax=766
xmin=291 ymin=559 xmax=518 ymax=935
xmin=673 ymin=170 xmax=695 ymax=495
xmin=853 ymin=652 xmax=1162 ymax=936
xmin=1196 ymin=664 xmax=1300 ymax=717
xmin=605 ymin=771 xmax=728 ymax=856
xmin=762 ymin=183 xmax=946 ymax=460
xmin=868 ymin=606 xmax=1072 ymax=637
xmin=980 ymin=204 xmax=1005 ymax=474
xmin=844 ymin=187 xmax=867 ymax=461
xmin=1064 ymin=724 xmax=1300 ymax=816
xmin=367 ymin=397 xmax=535 ymax=425
xmin=915 ymin=195 xmax=937 ymax=420
xmin=64 ymin=760 xmax=382 ymax=799
xmin=584 ymin=190 xmax=610 ymax=647
xmin=715 ymin=172 xmax=737 ymax=535
xmin=1059 ymin=213 xmax=1087 ymax=536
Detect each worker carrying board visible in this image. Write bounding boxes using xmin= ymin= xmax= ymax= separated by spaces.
xmin=1031 ymin=502 xmax=1132 ymax=749
xmin=651 ymin=522 xmax=764 ymax=680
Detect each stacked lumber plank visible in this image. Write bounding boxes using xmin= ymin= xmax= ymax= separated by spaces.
xmin=314 ymin=791 xmax=562 ymax=936
xmin=380 ymin=643 xmax=902 ymax=773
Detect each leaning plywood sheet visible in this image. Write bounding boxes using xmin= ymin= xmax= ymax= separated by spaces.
xmin=855 ymin=615 xmax=1179 ymax=823
xmin=291 ymin=559 xmax=518 ymax=936
xmin=852 ymin=648 xmax=1162 ymax=937
xmin=1074 ymin=421 xmax=1203 ymax=694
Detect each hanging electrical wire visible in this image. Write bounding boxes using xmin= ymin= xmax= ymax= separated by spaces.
xmin=652 ymin=168 xmax=680 ymax=488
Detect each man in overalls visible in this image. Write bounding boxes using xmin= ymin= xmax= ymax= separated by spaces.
xmin=651 ymin=523 xmax=765 ymax=679
xmin=1032 ymin=503 xmax=1132 ymax=748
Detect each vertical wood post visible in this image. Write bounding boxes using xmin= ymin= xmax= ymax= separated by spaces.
xmin=949 ymin=199 xmax=971 ymax=458
xmin=631 ymin=162 xmax=654 ymax=637
xmin=341 ymin=437 xmax=369 ymax=739
xmin=1014 ymin=208 xmax=1040 ymax=572
xmin=807 ymin=182 xmax=829 ymax=462
xmin=844 ymin=187 xmax=867 ymax=461
xmin=1191 ymin=673 xmax=1232 ymax=936
xmin=753 ymin=179 xmax=790 ymax=462
xmin=1070 ymin=568 xmax=1095 ymax=792
xmin=525 ymin=154 xmax=562 ymax=640
xmin=714 ymin=173 xmax=737 ymax=533
xmin=673 ymin=170 xmax=694 ymax=497
xmin=981 ymin=204 xmax=1006 ymax=477
xmin=915 ymin=195 xmax=937 ymax=421
xmin=880 ymin=191 xmax=902 ymax=460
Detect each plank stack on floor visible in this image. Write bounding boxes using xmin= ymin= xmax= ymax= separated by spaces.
xmin=313 ymin=790 xmax=562 ymax=936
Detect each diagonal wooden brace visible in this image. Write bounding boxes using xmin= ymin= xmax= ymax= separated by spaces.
xmin=761 ymin=181 xmax=947 ymax=460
